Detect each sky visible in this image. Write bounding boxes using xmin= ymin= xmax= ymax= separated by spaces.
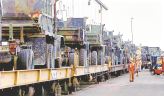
xmin=56 ymin=0 xmax=164 ymax=50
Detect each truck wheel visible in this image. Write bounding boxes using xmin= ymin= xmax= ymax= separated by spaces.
xmin=79 ymin=49 xmax=87 ymax=66
xmin=0 ymin=52 xmax=12 ymax=71
xmin=17 ymin=49 xmax=34 ymax=70
xmin=91 ymin=51 xmax=97 ymax=65
xmin=98 ymin=50 xmax=104 ymax=65
xmin=105 ymin=56 xmax=110 ymax=64
xmin=46 ymin=44 xmax=54 ymax=68
xmin=69 ymin=53 xmax=74 ymax=65
xmin=2 ymin=56 xmax=14 ymax=71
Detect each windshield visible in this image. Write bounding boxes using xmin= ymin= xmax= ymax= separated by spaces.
xmin=157 ymin=57 xmax=162 ymax=64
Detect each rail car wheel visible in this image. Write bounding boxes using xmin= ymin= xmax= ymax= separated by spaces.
xmin=1 ymin=87 xmax=20 ymax=96
xmin=18 ymin=88 xmax=26 ymax=96
xmin=91 ymin=51 xmax=97 ymax=65
xmin=17 ymin=49 xmax=34 ymax=70
xmin=120 ymin=70 xmax=123 ymax=76
xmin=79 ymin=49 xmax=87 ymax=66
xmin=100 ymin=75 xmax=105 ymax=82
xmin=63 ymin=81 xmax=69 ymax=95
xmin=40 ymin=86 xmax=49 ymax=96
xmin=104 ymin=73 xmax=108 ymax=80
xmin=109 ymin=73 xmax=111 ymax=79
xmin=106 ymin=72 xmax=111 ymax=80
xmin=28 ymin=86 xmax=35 ymax=96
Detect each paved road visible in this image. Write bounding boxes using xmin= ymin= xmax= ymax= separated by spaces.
xmin=67 ymin=70 xmax=164 ymax=96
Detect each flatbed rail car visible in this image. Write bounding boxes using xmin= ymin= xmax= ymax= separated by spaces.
xmin=0 ymin=0 xmax=130 ymax=95
xmin=0 ymin=64 xmax=128 ymax=89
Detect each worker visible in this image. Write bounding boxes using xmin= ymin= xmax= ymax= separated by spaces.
xmin=28 ymin=86 xmax=35 ymax=96
xmin=108 ymin=57 xmax=112 ymax=70
xmin=72 ymin=76 xmax=80 ymax=91
xmin=135 ymin=58 xmax=139 ymax=77
xmin=161 ymin=56 xmax=164 ymax=74
xmin=128 ymin=58 xmax=135 ymax=82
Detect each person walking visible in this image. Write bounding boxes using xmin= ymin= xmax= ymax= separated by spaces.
xmin=134 ymin=57 xmax=138 ymax=77
xmin=161 ymin=56 xmax=164 ymax=72
xmin=128 ymin=58 xmax=135 ymax=82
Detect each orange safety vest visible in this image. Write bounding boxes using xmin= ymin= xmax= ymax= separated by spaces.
xmin=128 ymin=63 xmax=135 ymax=73
xmin=162 ymin=57 xmax=164 ymax=71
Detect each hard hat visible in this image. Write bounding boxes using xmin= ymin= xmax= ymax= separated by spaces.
xmin=130 ymin=58 xmax=133 ymax=62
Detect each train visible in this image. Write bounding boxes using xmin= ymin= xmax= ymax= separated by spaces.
xmin=0 ymin=0 xmax=135 ymax=96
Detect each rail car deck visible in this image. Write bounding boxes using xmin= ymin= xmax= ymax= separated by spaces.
xmin=0 ymin=64 xmax=128 ymax=89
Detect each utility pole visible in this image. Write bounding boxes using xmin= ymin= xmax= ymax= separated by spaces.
xmin=0 ymin=14 xmax=1 ymax=41
xmin=131 ymin=17 xmax=134 ymax=58
xmin=100 ymin=6 xmax=103 ymax=38
xmin=88 ymin=0 xmax=108 ymax=42
xmin=72 ymin=0 xmax=74 ymax=17
xmin=0 ymin=0 xmax=2 ymax=41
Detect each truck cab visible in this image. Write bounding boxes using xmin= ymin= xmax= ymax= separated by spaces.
xmin=151 ymin=56 xmax=163 ymax=75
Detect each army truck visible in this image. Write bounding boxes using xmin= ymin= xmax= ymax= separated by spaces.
xmin=0 ymin=0 xmax=56 ymax=70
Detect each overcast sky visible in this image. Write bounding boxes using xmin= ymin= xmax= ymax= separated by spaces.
xmin=56 ymin=0 xmax=164 ymax=50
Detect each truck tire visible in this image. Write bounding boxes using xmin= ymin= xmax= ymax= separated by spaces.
xmin=46 ymin=44 xmax=54 ymax=68
xmin=97 ymin=50 xmax=101 ymax=65
xmin=69 ymin=53 xmax=74 ymax=65
xmin=0 ymin=52 xmax=12 ymax=64
xmin=17 ymin=49 xmax=34 ymax=70
xmin=105 ymin=56 xmax=110 ymax=64
xmin=79 ymin=49 xmax=87 ymax=66
xmin=98 ymin=50 xmax=104 ymax=65
xmin=91 ymin=51 xmax=97 ymax=65
xmin=1 ymin=56 xmax=13 ymax=71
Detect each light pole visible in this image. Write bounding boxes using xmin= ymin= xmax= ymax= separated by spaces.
xmin=131 ymin=17 xmax=134 ymax=58
xmin=72 ymin=0 xmax=74 ymax=17
xmin=88 ymin=0 xmax=108 ymax=38
xmin=0 ymin=1 xmax=2 ymax=41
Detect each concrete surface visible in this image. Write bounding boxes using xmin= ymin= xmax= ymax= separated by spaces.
xmin=67 ymin=70 xmax=164 ymax=96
